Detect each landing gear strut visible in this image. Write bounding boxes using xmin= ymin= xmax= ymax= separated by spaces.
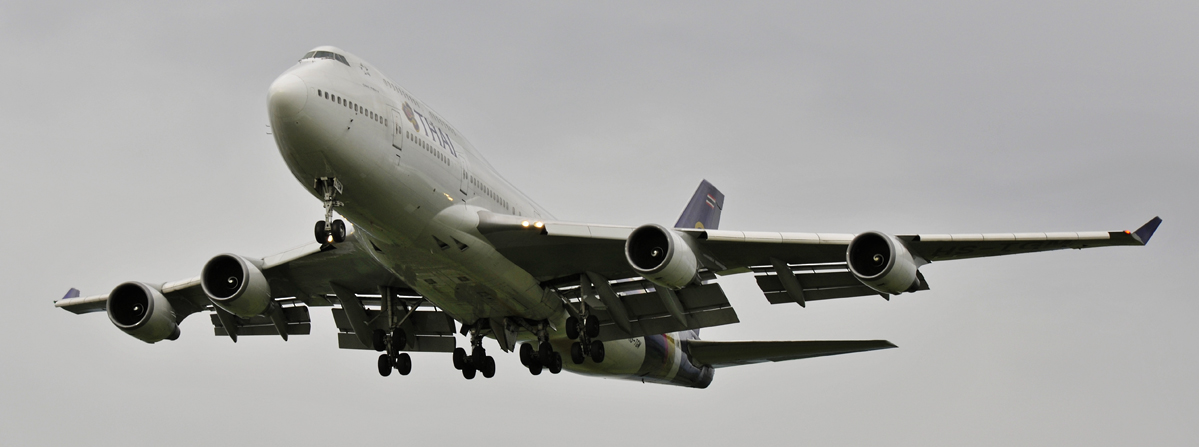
xmin=373 ymin=328 xmax=411 ymax=377
xmin=519 ymin=322 xmax=562 ymax=375
xmin=314 ymin=177 xmax=346 ymax=244
xmin=373 ymin=287 xmax=417 ymax=378
xmin=454 ymin=324 xmax=496 ymax=379
xmin=566 ymin=314 xmax=605 ymax=364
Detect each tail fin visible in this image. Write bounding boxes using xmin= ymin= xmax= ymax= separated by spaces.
xmin=674 ymin=180 xmax=724 ymax=230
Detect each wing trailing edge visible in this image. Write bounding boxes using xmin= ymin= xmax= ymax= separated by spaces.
xmin=683 ymin=339 xmax=896 ymax=368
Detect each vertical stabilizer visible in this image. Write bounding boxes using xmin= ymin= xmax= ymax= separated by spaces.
xmin=674 ymin=180 xmax=724 ymax=230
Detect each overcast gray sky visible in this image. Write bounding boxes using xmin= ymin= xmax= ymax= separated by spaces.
xmin=2 ymin=1 xmax=1195 ymax=445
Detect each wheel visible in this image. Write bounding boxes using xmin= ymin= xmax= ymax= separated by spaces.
xmin=538 ymin=342 xmax=554 ymax=366
xmin=377 ymin=354 xmax=392 ymax=377
xmin=371 ymin=329 xmax=386 ymax=352
xmin=331 ymin=219 xmax=347 ymax=243
xmin=396 ymin=353 xmax=412 ymax=376
xmin=519 ymin=343 xmax=535 ymax=367
xmin=452 ymin=347 xmax=467 ymax=370
xmin=565 ymin=316 xmax=579 ymax=340
xmin=570 ymin=342 xmax=585 ymax=364
xmin=585 ymin=315 xmax=600 ymax=338
xmin=482 ymin=356 xmax=496 ymax=378
xmin=314 ymin=221 xmax=329 ymax=244
xmin=590 ymin=340 xmax=606 ymax=363
xmin=391 ymin=328 xmax=407 ymax=350
xmin=472 ymin=346 xmax=487 ymax=368
xmin=528 ymin=362 xmax=543 ymax=375
xmin=549 ymin=352 xmax=563 ymax=374
xmin=462 ymin=365 xmax=476 ymax=380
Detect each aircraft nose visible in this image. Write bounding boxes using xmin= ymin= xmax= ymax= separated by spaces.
xmin=268 ymin=74 xmax=308 ymax=119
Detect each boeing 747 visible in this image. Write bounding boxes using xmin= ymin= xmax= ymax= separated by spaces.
xmin=55 ymin=46 xmax=1160 ymax=388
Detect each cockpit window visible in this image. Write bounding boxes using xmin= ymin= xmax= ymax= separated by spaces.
xmin=301 ymin=51 xmax=350 ymax=66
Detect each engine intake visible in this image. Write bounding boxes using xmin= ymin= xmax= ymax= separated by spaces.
xmin=107 ymin=282 xmax=180 ymax=343
xmin=201 ymin=254 xmax=273 ymax=318
xmin=846 ymin=231 xmax=922 ymax=295
xmin=625 ymin=224 xmax=699 ymax=290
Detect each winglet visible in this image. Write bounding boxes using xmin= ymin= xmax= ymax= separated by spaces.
xmin=674 ymin=180 xmax=725 ymax=230
xmin=60 ymin=288 xmax=80 ymax=301
xmin=1131 ymin=216 xmax=1162 ymax=245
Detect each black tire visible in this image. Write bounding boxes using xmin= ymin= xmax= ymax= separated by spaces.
xmin=570 ymin=342 xmax=585 ymax=364
xmin=565 ymin=316 xmax=579 ymax=340
xmin=519 ymin=343 xmax=534 ymax=367
xmin=590 ymin=340 xmax=606 ymax=363
xmin=371 ymin=329 xmax=386 ymax=352
xmin=377 ymin=354 xmax=392 ymax=377
xmin=529 ymin=362 xmax=543 ymax=376
xmin=538 ymin=342 xmax=554 ymax=366
xmin=315 ymin=221 xmax=329 ymax=244
xmin=462 ymin=365 xmax=476 ymax=380
xmin=585 ymin=315 xmax=600 ymax=338
xmin=549 ymin=352 xmax=562 ymax=374
xmin=396 ymin=353 xmax=412 ymax=376
xmin=391 ymin=328 xmax=407 ymax=350
xmin=452 ymin=347 xmax=467 ymax=370
xmin=331 ymin=219 xmax=346 ymax=243
xmin=482 ymin=356 xmax=496 ymax=378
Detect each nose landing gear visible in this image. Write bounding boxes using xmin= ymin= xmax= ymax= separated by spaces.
xmin=314 ymin=177 xmax=346 ymax=244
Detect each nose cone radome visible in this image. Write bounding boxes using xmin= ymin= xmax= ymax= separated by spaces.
xmin=268 ymin=74 xmax=308 ymax=119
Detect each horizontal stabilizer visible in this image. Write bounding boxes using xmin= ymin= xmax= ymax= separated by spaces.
xmin=683 ymin=339 xmax=896 ymax=368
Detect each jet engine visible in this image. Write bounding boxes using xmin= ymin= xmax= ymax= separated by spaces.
xmin=846 ymin=231 xmax=922 ymax=295
xmin=201 ymin=254 xmax=273 ymax=318
xmin=107 ymin=282 xmax=180 ymax=343
xmin=625 ymin=224 xmax=699 ymax=290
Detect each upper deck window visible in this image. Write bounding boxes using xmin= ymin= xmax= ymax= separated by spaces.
xmin=301 ymin=51 xmax=350 ymax=66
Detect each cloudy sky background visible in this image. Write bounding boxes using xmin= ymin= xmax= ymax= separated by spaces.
xmin=2 ymin=1 xmax=1195 ymax=445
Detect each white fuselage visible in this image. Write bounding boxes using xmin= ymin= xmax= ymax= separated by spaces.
xmin=266 ymin=47 xmax=695 ymax=382
xmin=268 ymin=49 xmax=559 ymax=324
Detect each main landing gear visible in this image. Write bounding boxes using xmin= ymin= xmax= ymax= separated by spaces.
xmin=373 ymin=327 xmax=411 ymax=377
xmin=518 ymin=324 xmax=563 ymax=375
xmin=453 ymin=326 xmax=496 ymax=380
xmin=314 ymin=177 xmax=346 ymax=244
xmin=565 ymin=314 xmax=605 ymax=365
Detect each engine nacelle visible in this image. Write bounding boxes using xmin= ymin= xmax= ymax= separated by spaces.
xmin=107 ymin=282 xmax=180 ymax=343
xmin=625 ymin=224 xmax=700 ymax=290
xmin=846 ymin=231 xmax=922 ymax=295
xmin=201 ymin=254 xmax=272 ymax=318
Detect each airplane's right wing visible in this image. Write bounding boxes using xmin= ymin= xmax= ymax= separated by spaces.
xmin=53 ymin=228 xmax=455 ymax=351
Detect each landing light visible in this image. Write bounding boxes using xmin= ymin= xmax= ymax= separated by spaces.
xmin=534 ymin=221 xmax=544 ymax=228
xmin=521 ymin=221 xmax=530 ymax=227
xmin=443 ymin=193 xmax=454 ymax=202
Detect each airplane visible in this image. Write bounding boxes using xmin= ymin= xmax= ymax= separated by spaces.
xmin=54 ymin=46 xmax=1161 ymax=388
